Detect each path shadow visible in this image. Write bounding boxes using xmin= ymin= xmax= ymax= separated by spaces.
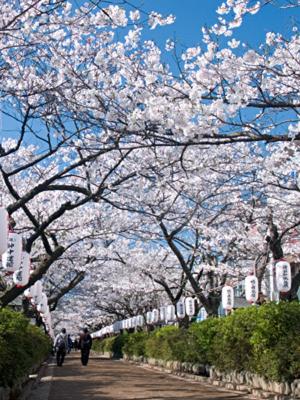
xmin=47 ymin=357 xmax=251 ymax=400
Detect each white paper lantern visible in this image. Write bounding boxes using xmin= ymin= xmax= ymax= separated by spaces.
xmin=176 ymin=301 xmax=186 ymax=319
xmin=42 ymin=307 xmax=50 ymax=319
xmin=146 ymin=311 xmax=152 ymax=324
xmin=31 ymin=280 xmax=43 ymax=305
xmin=37 ymin=292 xmax=48 ymax=314
xmin=0 ymin=207 xmax=8 ymax=256
xmin=221 ymin=285 xmax=234 ymax=310
xmin=275 ymin=261 xmax=292 ymax=293
xmin=166 ymin=305 xmax=176 ymax=321
xmin=199 ymin=307 xmax=208 ymax=321
xmin=24 ymin=284 xmax=35 ymax=299
xmin=245 ymin=275 xmax=259 ymax=303
xmin=137 ymin=315 xmax=144 ymax=327
xmin=2 ymin=233 xmax=22 ymax=272
xmin=151 ymin=309 xmax=159 ymax=323
xmin=113 ymin=321 xmax=121 ymax=333
xmin=159 ymin=306 xmax=166 ymax=321
xmin=185 ymin=297 xmax=195 ymax=316
xmin=12 ymin=252 xmax=30 ymax=287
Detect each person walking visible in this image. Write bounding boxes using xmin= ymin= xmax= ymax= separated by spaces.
xmin=79 ymin=327 xmax=92 ymax=366
xmin=54 ymin=328 xmax=68 ymax=366
xmin=67 ymin=334 xmax=73 ymax=353
xmin=74 ymin=338 xmax=79 ymax=351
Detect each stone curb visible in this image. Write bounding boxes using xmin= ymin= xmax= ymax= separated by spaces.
xmin=122 ymin=355 xmax=300 ymax=400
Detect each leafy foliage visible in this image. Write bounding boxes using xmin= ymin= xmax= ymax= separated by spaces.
xmin=145 ymin=326 xmax=188 ymax=362
xmin=0 ymin=309 xmax=51 ymax=387
xmin=187 ymin=317 xmax=222 ymax=364
xmin=92 ymin=332 xmax=129 ymax=358
xmin=123 ymin=331 xmax=148 ymax=357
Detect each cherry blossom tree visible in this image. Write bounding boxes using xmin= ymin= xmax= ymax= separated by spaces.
xmin=0 ymin=0 xmax=299 ymax=332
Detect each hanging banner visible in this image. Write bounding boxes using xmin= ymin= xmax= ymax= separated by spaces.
xmin=245 ymin=275 xmax=259 ymax=303
xmin=13 ymin=252 xmax=30 ymax=287
xmin=221 ymin=285 xmax=234 ymax=310
xmin=0 ymin=207 xmax=8 ymax=256
xmin=2 ymin=233 xmax=22 ymax=272
xmin=275 ymin=261 xmax=292 ymax=293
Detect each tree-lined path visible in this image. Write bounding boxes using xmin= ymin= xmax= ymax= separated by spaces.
xmin=29 ymin=354 xmax=251 ymax=400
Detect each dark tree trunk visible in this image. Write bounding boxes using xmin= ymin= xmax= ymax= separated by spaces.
xmin=205 ymin=293 xmax=221 ymax=317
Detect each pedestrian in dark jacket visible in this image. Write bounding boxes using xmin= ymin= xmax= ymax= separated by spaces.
xmin=79 ymin=328 xmax=92 ymax=366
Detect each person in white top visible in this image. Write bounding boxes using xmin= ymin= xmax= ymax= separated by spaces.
xmin=54 ymin=328 xmax=68 ymax=366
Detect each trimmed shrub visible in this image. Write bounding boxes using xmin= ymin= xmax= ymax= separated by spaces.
xmin=187 ymin=317 xmax=222 ymax=364
xmin=211 ymin=302 xmax=300 ymax=382
xmin=0 ymin=308 xmax=51 ymax=387
xmin=249 ymin=301 xmax=300 ymax=382
xmin=92 ymin=339 xmax=106 ymax=353
xmin=145 ymin=326 xmax=189 ymax=361
xmin=123 ymin=331 xmax=148 ymax=357
xmin=93 ymin=332 xmax=128 ymax=358
xmin=111 ymin=333 xmax=128 ymax=358
xmin=211 ymin=306 xmax=259 ymax=373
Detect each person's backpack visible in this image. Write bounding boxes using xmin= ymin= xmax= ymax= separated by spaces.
xmin=57 ymin=335 xmax=66 ymax=351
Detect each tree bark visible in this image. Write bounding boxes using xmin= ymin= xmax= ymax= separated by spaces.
xmin=48 ymin=271 xmax=85 ymax=311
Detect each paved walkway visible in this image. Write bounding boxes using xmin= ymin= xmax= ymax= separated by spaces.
xmin=28 ymin=354 xmax=252 ymax=400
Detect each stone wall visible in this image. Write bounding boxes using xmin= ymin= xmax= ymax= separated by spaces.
xmin=123 ymin=354 xmax=300 ymax=400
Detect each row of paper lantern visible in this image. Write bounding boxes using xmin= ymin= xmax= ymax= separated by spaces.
xmin=92 ymin=298 xmax=197 ymax=339
xmin=24 ymin=281 xmax=54 ymax=338
xmin=93 ymin=262 xmax=292 ymax=338
xmin=0 ymin=208 xmax=31 ymax=287
xmin=1 ymin=208 xmax=54 ymax=338
xmin=221 ymin=261 xmax=292 ymax=310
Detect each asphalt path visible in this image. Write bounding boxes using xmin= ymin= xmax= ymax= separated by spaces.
xmin=28 ymin=354 xmax=252 ymax=400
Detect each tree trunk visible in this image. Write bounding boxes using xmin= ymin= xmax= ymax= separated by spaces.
xmin=205 ymin=293 xmax=221 ymax=317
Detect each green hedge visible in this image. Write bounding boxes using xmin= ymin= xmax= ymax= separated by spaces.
xmin=123 ymin=331 xmax=148 ymax=357
xmin=0 ymin=308 xmax=51 ymax=387
xmin=92 ymin=332 xmax=128 ymax=358
xmin=211 ymin=302 xmax=300 ymax=381
xmin=93 ymin=302 xmax=300 ymax=382
xmin=146 ymin=325 xmax=188 ymax=361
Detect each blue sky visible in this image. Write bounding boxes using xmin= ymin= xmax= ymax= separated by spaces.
xmin=139 ymin=0 xmax=298 ymax=46
xmin=73 ymin=0 xmax=299 ymax=50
